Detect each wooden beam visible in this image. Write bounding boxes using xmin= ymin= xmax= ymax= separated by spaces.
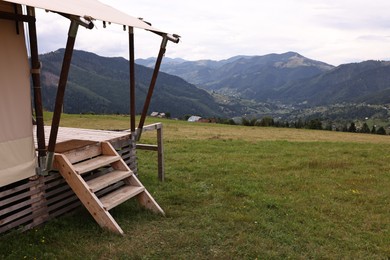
xmin=136 ymin=144 xmax=158 ymax=151
xmin=137 ymin=36 xmax=168 ymax=140
xmin=140 ymin=123 xmax=162 ymax=132
xmin=27 ymin=7 xmax=46 ymax=160
xmin=0 ymin=11 xmax=35 ymax=23
xmin=47 ymin=21 xmax=79 ymax=171
xmin=157 ymin=126 xmax=165 ymax=182
xmin=128 ymin=26 xmax=136 ymax=134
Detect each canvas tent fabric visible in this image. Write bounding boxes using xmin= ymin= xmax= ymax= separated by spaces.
xmin=2 ymin=0 xmax=166 ymax=33
xmin=0 ymin=3 xmax=36 ymax=186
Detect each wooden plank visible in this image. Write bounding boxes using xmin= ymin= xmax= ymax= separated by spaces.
xmin=47 ymin=195 xmax=79 ymax=213
xmin=117 ymin=149 xmax=131 ymax=156
xmin=87 ymin=170 xmax=132 ymax=192
xmin=47 ymin=201 xmax=81 ymax=219
xmin=100 ymin=186 xmax=145 ymax=211
xmin=1 ymin=206 xmax=34 ymax=226
xmin=157 ymin=127 xmax=165 ymax=182
xmin=0 ymin=196 xmax=41 ymax=217
xmin=122 ymin=154 xmax=134 ymax=160
xmin=123 ymin=158 xmax=136 ymax=166
xmin=46 ymin=189 xmax=76 ymax=206
xmin=60 ymin=142 xmax=101 ymax=164
xmin=136 ymin=144 xmax=158 ymax=151
xmin=110 ymin=159 xmax=129 ymax=172
xmin=54 ymin=140 xmax=98 ymax=153
xmin=124 ymin=175 xmax=165 ymax=215
xmin=136 ymin=189 xmax=165 ymax=216
xmin=73 ymin=155 xmax=120 ymax=174
xmin=44 ymin=184 xmax=72 ymax=199
xmin=121 ymin=153 xmax=131 ymax=160
xmin=1 ymin=188 xmax=41 ymax=207
xmin=42 ymin=172 xmax=62 ymax=182
xmin=0 ymin=208 xmax=47 ymax=234
xmin=101 ymin=142 xmax=116 ymax=156
xmin=43 ymin=177 xmax=67 ymax=190
xmin=0 ymin=203 xmax=47 ymax=227
xmin=0 ymin=179 xmax=39 ymax=198
xmin=141 ymin=123 xmax=162 ymax=132
xmin=95 ymin=182 xmax=124 ymax=198
xmin=34 ymin=125 xmax=159 ymax=148
xmin=102 ymin=142 xmax=130 ymax=172
xmin=54 ymin=154 xmax=124 ymax=235
xmin=34 ymin=126 xmax=132 ymax=149
xmin=109 ymin=136 xmax=131 ymax=150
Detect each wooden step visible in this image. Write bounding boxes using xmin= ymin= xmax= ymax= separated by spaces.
xmin=73 ymin=155 xmax=121 ymax=174
xmin=87 ymin=170 xmax=133 ymax=192
xmin=101 ymin=185 xmax=145 ymax=210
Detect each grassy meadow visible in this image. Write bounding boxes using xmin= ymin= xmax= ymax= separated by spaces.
xmin=1 ymin=113 xmax=390 ymax=259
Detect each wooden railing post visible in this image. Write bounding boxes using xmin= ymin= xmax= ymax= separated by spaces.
xmin=135 ymin=123 xmax=165 ymax=181
xmin=157 ymin=125 xmax=164 ymax=182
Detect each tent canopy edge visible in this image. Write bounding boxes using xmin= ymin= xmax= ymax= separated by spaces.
xmin=2 ymin=0 xmax=179 ymax=41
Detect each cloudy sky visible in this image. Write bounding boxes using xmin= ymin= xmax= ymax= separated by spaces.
xmin=35 ymin=0 xmax=390 ymax=66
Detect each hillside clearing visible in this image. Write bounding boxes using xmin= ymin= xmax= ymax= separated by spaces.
xmin=1 ymin=113 xmax=389 ymax=259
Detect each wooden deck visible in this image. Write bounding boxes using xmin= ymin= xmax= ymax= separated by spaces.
xmin=33 ymin=124 xmax=164 ymax=181
xmin=1 ymin=124 xmax=164 ymax=235
xmin=33 ymin=126 xmax=131 ymax=148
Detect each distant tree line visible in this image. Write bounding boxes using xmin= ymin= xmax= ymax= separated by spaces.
xmin=217 ymin=116 xmax=389 ymax=135
xmin=343 ymin=122 xmax=387 ymax=135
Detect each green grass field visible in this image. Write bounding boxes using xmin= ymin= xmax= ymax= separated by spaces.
xmin=1 ymin=113 xmax=390 ymax=259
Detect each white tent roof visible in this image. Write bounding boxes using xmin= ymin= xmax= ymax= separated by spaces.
xmin=3 ymin=0 xmax=166 ymax=34
xmin=188 ymin=116 xmax=202 ymax=122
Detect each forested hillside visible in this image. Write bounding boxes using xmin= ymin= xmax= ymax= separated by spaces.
xmin=39 ymin=49 xmax=223 ymax=118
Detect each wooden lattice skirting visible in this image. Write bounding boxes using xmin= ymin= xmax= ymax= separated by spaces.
xmin=0 ymin=137 xmax=136 ymax=234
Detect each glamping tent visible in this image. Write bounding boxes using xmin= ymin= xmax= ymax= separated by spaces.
xmin=0 ymin=0 xmax=179 ymax=235
xmin=0 ymin=2 xmax=36 ymax=187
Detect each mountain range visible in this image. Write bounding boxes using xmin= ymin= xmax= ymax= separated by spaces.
xmin=38 ymin=49 xmax=390 ymax=121
xmin=137 ymin=52 xmax=390 ymax=106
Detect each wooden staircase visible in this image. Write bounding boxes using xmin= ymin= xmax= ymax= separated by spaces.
xmin=53 ymin=141 xmax=164 ymax=235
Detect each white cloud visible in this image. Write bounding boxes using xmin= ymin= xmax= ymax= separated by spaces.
xmin=34 ymin=0 xmax=390 ymax=65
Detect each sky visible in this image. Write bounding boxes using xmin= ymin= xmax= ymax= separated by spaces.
xmin=34 ymin=0 xmax=390 ymax=66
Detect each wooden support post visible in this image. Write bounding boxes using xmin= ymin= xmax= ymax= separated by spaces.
xmin=27 ymin=7 xmax=46 ymax=161
xmin=46 ymin=21 xmax=79 ymax=172
xmin=128 ymin=26 xmax=136 ymax=134
xmin=137 ymin=35 xmax=168 ymax=140
xmin=128 ymin=27 xmax=138 ymax=175
xmin=135 ymin=123 xmax=165 ymax=181
xmin=157 ymin=125 xmax=164 ymax=182
xmin=30 ymin=176 xmax=49 ymax=227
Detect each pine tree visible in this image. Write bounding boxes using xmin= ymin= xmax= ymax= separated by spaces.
xmin=376 ymin=126 xmax=387 ymax=135
xmin=360 ymin=123 xmax=370 ymax=133
xmin=348 ymin=122 xmax=357 ymax=133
